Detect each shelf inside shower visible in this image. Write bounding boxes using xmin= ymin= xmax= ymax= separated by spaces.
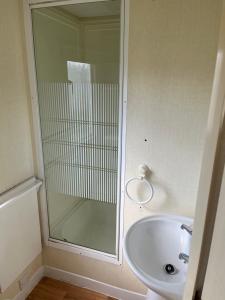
xmin=46 ymin=161 xmax=117 ymax=174
xmin=41 ymin=118 xmax=119 ymax=127
xmin=41 ymin=120 xmax=119 ymax=204
xmin=43 ymin=139 xmax=118 ymax=152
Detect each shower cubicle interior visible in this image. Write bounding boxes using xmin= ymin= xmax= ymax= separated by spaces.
xmin=31 ymin=0 xmax=122 ymax=256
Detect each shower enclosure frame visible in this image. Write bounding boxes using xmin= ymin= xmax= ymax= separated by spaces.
xmin=23 ymin=0 xmax=129 ymax=264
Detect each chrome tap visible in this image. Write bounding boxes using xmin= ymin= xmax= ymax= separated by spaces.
xmin=181 ymin=224 xmax=192 ymax=235
xmin=179 ymin=224 xmax=192 ymax=264
xmin=179 ymin=253 xmax=189 ymax=264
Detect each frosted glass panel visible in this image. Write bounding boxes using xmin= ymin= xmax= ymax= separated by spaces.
xmin=38 ymin=82 xmax=119 ymax=204
xmin=32 ymin=1 xmax=121 ymax=254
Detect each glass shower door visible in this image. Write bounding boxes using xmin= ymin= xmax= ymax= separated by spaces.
xmin=31 ymin=0 xmax=121 ymax=255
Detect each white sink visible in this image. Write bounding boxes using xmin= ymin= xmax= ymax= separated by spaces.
xmin=124 ymin=215 xmax=193 ymax=300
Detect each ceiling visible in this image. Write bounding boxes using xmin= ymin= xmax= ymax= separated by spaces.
xmin=61 ymin=0 xmax=121 ymax=18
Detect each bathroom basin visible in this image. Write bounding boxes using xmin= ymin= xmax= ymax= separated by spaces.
xmin=124 ymin=215 xmax=193 ymax=300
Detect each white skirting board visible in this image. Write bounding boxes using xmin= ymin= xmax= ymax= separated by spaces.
xmin=14 ymin=267 xmax=44 ymax=300
xmin=45 ymin=266 xmax=146 ymax=300
xmin=13 ymin=265 xmax=146 ymax=300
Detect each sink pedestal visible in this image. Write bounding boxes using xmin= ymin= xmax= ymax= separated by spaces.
xmin=146 ymin=289 xmax=167 ymax=300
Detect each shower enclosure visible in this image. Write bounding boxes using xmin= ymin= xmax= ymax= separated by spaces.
xmin=28 ymin=0 xmax=126 ymax=261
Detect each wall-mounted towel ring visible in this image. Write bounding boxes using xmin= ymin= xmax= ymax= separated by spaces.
xmin=125 ymin=164 xmax=154 ymax=205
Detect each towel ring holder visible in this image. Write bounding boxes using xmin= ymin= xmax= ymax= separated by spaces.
xmin=125 ymin=175 xmax=154 ymax=205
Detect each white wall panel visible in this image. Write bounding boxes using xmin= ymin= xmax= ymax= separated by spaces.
xmin=0 ymin=186 xmax=42 ymax=293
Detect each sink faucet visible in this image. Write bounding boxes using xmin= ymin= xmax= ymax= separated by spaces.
xmin=179 ymin=224 xmax=193 ymax=264
xmin=181 ymin=224 xmax=192 ymax=235
xmin=179 ymin=253 xmax=189 ymax=264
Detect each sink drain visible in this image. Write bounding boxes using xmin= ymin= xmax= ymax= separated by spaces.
xmin=163 ymin=264 xmax=178 ymax=275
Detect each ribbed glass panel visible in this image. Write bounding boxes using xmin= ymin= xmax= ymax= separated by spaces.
xmin=39 ymin=82 xmax=119 ymax=204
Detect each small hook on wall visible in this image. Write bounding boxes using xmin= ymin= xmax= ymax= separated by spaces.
xmin=138 ymin=164 xmax=150 ymax=178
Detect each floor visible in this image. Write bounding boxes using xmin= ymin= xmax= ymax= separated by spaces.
xmin=27 ymin=277 xmax=117 ymax=300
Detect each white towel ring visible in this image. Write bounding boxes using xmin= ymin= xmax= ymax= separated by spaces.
xmin=125 ymin=176 xmax=154 ymax=205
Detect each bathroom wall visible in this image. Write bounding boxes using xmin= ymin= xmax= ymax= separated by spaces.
xmin=0 ymin=1 xmax=42 ymax=299
xmin=42 ymin=0 xmax=222 ymax=294
xmin=124 ymin=0 xmax=222 ymax=226
xmin=0 ymin=0 xmax=221 ymax=297
xmin=0 ymin=255 xmax=42 ymax=300
xmin=0 ymin=0 xmax=34 ymax=193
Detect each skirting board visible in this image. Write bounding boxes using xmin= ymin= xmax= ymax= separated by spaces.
xmin=13 ymin=265 xmax=146 ymax=300
xmin=14 ymin=266 xmax=44 ymax=300
xmin=45 ymin=266 xmax=146 ymax=300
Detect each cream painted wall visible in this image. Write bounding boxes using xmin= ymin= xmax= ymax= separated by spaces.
xmin=0 ymin=0 xmax=34 ymax=193
xmin=42 ymin=0 xmax=222 ymax=294
xmin=0 ymin=0 xmax=220 ymax=296
xmin=0 ymin=189 xmax=42 ymax=292
xmin=0 ymin=2 xmax=41 ymax=298
xmin=43 ymin=246 xmax=146 ymax=293
xmin=125 ymin=0 xmax=222 ymax=223
xmin=184 ymin=0 xmax=225 ymax=297
xmin=0 ymin=255 xmax=42 ymax=300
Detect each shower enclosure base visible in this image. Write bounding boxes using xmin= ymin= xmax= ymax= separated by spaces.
xmin=50 ymin=196 xmax=117 ymax=254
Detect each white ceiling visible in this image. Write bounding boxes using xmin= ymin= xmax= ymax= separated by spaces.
xmin=61 ymin=0 xmax=121 ymax=18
